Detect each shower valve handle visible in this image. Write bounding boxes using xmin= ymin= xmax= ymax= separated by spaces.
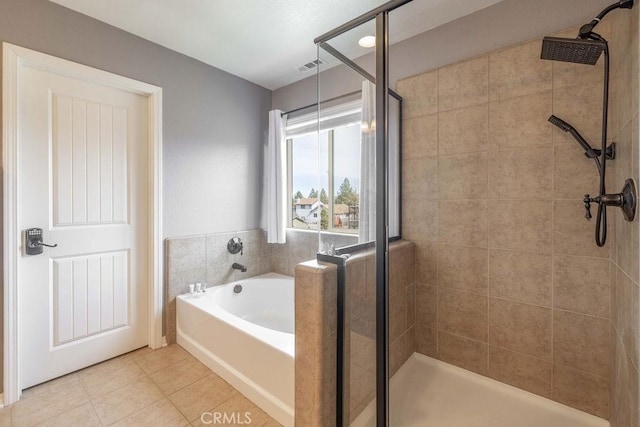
xmin=583 ymin=194 xmax=594 ymax=220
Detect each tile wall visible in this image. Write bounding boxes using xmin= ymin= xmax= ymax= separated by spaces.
xmin=164 ymin=229 xmax=272 ymax=344
xmin=164 ymin=228 xmax=357 ymax=344
xmin=396 ymin=22 xmax=620 ymax=418
xmin=608 ymin=5 xmax=640 ymax=427
xmin=294 ymin=260 xmax=338 ymax=426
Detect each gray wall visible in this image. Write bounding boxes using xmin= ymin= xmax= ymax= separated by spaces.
xmin=0 ymin=0 xmax=272 ymax=238
xmin=0 ymin=0 xmax=272 ymax=393
xmin=272 ymin=0 xmax=614 ymax=111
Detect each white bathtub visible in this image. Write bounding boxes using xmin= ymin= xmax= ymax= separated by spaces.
xmin=176 ymin=273 xmax=294 ymax=426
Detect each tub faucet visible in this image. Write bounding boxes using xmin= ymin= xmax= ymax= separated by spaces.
xmin=232 ymin=262 xmax=247 ymax=273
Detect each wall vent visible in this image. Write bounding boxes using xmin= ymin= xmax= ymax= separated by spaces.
xmin=298 ymin=59 xmax=325 ymax=73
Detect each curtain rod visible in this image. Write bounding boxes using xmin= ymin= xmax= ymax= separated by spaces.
xmin=280 ymin=90 xmax=362 ymax=117
xmin=280 ymin=81 xmax=402 ymax=118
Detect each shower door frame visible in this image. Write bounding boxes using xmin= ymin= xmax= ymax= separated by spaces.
xmin=314 ymin=1 xmax=413 ymax=425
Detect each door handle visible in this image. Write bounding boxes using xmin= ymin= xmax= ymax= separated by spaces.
xmin=24 ymin=228 xmax=57 ymax=256
xmin=29 ymin=241 xmax=58 ymax=248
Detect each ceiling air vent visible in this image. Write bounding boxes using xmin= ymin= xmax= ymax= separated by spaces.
xmin=298 ymin=59 xmax=325 ymax=73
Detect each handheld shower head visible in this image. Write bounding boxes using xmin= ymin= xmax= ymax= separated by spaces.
xmin=548 ymin=115 xmax=599 ymax=158
xmin=548 ymin=115 xmax=573 ymax=132
xmin=540 ymin=37 xmax=606 ymax=65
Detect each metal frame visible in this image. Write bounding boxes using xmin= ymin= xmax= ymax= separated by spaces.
xmin=316 ymin=252 xmax=349 ymax=425
xmin=312 ymin=1 xmax=413 ymax=425
xmin=313 ymin=0 xmax=413 ymax=45
xmin=316 ymin=42 xmax=402 ymax=102
xmin=374 ymin=11 xmax=390 ymax=426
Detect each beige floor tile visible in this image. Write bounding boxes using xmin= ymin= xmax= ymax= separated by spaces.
xmin=0 ymin=406 xmax=11 ymax=427
xmin=113 ymin=398 xmax=189 ymax=427
xmin=260 ymin=420 xmax=284 ymax=427
xmin=123 ymin=346 xmax=155 ymax=360
xmin=39 ymin=402 xmax=101 ymax=427
xmin=19 ymin=373 xmax=80 ymax=400
xmin=12 ymin=378 xmax=89 ymax=426
xmin=135 ymin=344 xmax=192 ymax=375
xmin=92 ymin=376 xmax=164 ymax=425
xmin=149 ymin=357 xmax=212 ymax=395
xmin=79 ymin=356 xmax=147 ymax=399
xmin=191 ymin=393 xmax=273 ymax=427
xmin=169 ymin=374 xmax=237 ymax=422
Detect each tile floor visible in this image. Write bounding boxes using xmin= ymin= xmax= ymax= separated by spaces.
xmin=0 ymin=344 xmax=281 ymax=426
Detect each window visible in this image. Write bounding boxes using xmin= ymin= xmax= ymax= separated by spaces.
xmin=284 ymin=95 xmax=401 ymax=241
xmin=286 ymin=101 xmax=361 ymax=233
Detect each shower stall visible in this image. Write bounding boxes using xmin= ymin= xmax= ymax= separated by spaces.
xmin=298 ymin=0 xmax=639 ymax=425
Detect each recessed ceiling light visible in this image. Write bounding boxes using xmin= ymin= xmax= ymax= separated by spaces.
xmin=358 ymin=36 xmax=376 ymax=48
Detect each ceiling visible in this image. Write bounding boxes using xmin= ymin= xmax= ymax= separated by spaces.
xmin=49 ymin=0 xmax=504 ymax=90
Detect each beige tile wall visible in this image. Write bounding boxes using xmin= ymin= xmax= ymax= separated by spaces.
xmin=294 ymin=260 xmax=338 ymax=426
xmin=271 ymin=230 xmax=357 ymax=277
xmin=396 ymin=23 xmax=619 ymax=418
xmin=346 ymin=241 xmax=416 ymax=422
xmin=608 ymin=5 xmax=640 ymax=427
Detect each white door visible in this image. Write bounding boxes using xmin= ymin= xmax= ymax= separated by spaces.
xmin=18 ymin=62 xmax=149 ymax=388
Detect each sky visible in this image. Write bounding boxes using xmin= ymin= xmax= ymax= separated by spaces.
xmin=292 ymin=123 xmax=361 ymax=198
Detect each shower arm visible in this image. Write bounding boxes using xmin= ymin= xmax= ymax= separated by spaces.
xmin=579 ymin=0 xmax=634 ymax=39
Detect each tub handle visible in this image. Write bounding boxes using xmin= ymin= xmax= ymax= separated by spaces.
xmin=227 ymin=237 xmax=243 ymax=255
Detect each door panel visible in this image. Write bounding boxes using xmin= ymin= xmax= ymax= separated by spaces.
xmin=52 ymin=251 xmax=129 ymax=347
xmin=19 ymin=64 xmax=148 ymax=388
xmin=52 ymin=94 xmax=129 ymax=227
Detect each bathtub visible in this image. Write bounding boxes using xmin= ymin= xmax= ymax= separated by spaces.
xmin=176 ymin=273 xmax=294 ymax=426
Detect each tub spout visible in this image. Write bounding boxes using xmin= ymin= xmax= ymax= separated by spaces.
xmin=232 ymin=262 xmax=247 ymax=273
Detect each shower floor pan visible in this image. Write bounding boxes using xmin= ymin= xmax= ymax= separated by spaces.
xmin=352 ymin=354 xmax=608 ymax=427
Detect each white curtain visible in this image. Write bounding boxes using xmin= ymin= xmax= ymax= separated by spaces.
xmin=267 ymin=110 xmax=287 ymax=243
xmin=359 ymin=81 xmax=376 ymax=243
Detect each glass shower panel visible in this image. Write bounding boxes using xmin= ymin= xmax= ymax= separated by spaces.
xmin=316 ymin=17 xmax=379 ymax=426
xmin=387 ymin=3 xmax=422 ymax=425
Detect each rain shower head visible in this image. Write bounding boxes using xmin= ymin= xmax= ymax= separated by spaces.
xmin=540 ymin=37 xmax=606 ymax=65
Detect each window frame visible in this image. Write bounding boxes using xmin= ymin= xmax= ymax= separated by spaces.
xmin=286 ymin=126 xmax=360 ymax=235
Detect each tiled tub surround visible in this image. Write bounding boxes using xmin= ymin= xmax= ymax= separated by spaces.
xmin=397 ymin=23 xmax=622 ymax=418
xmin=608 ymin=5 xmax=640 ymax=427
xmin=165 ymin=229 xmax=272 ymax=344
xmin=165 ymin=229 xmax=357 ymax=344
xmin=271 ymin=229 xmax=358 ymax=277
